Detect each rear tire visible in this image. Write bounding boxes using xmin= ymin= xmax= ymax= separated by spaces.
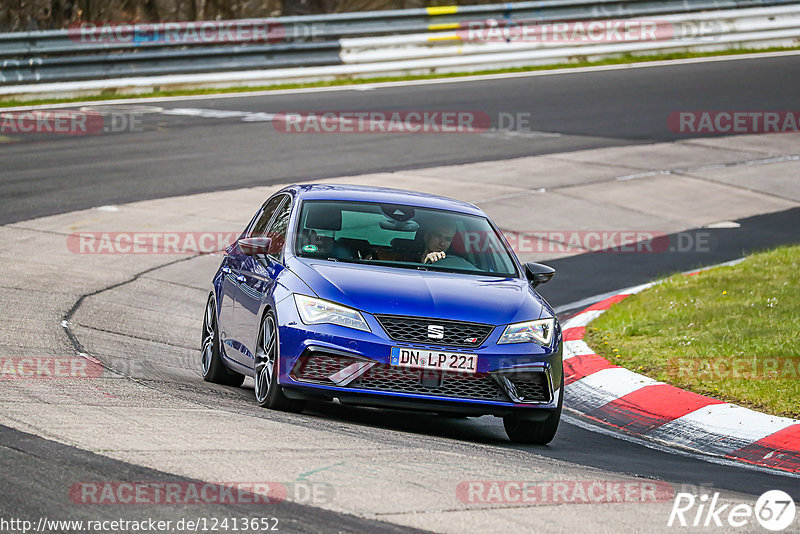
xmin=201 ymin=293 xmax=245 ymax=387
xmin=254 ymin=311 xmax=306 ymax=413
xmin=503 ymin=373 xmax=563 ymax=445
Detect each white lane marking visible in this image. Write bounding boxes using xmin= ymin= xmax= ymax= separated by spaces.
xmin=3 ymin=50 xmax=800 ymax=112
xmin=705 ymin=221 xmax=741 ymax=229
xmin=480 ymin=130 xmax=561 ymax=141
xmin=79 ymin=105 xmax=164 ymax=114
xmin=562 ymin=309 xmax=604 ymax=328
xmin=567 ymin=367 xmax=660 ymax=411
xmin=647 ymin=404 xmax=799 ymax=456
xmin=683 ymin=257 xmax=746 ymax=275
xmin=619 ymin=281 xmax=657 ymax=295
xmin=155 ymin=107 xmax=505 ymax=134
xmin=576 ymin=366 xmax=661 ymax=397
xmin=555 ymin=288 xmax=633 ymax=315
xmin=563 ymin=339 xmax=594 ymax=360
xmin=160 ymin=108 xmax=276 ymax=121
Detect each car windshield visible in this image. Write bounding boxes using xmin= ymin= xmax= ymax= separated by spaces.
xmin=294 ymin=200 xmax=518 ymax=277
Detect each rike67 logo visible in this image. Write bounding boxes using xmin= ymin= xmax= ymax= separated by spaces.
xmin=668 ymin=490 xmax=796 ymax=531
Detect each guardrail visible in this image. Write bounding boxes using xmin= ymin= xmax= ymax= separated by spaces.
xmin=0 ymin=0 xmax=798 ymax=96
xmin=1 ymin=0 xmax=791 ymax=54
xmin=340 ymin=5 xmax=800 ymax=64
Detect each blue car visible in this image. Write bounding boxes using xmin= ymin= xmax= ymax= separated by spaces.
xmin=201 ymin=184 xmax=563 ymax=444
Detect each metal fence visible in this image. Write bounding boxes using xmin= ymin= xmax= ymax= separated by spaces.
xmin=0 ymin=0 xmax=798 ymax=91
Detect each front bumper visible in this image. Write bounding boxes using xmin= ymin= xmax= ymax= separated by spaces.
xmin=276 ymin=301 xmax=563 ymax=415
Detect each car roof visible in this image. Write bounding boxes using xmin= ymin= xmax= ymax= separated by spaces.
xmin=280 ymin=184 xmax=485 ymax=216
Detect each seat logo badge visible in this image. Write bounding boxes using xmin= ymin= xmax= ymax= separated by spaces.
xmin=427 ymin=325 xmax=445 ymax=339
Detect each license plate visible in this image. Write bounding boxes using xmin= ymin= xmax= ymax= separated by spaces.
xmin=390 ymin=347 xmax=477 ymax=374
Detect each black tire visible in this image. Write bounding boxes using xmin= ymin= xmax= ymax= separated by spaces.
xmin=201 ymin=293 xmax=245 ymax=387
xmin=503 ymin=373 xmax=563 ymax=445
xmin=254 ymin=310 xmax=306 ymax=413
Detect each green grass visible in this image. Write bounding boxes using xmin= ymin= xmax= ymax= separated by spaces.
xmin=2 ymin=45 xmax=799 ymax=108
xmin=585 ymin=245 xmax=800 ymax=419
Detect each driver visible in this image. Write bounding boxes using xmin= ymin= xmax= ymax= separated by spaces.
xmin=419 ymin=220 xmax=457 ymax=264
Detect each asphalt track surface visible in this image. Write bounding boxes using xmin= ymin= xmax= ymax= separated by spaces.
xmin=1 ymin=54 xmax=799 ymax=225
xmin=2 ymin=54 xmax=800 ymax=529
xmin=0 ymin=425 xmax=427 ymax=533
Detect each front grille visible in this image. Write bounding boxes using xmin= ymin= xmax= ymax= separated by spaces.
xmin=351 ymin=363 xmax=508 ymax=401
xmin=375 ymin=315 xmax=494 ymax=347
xmin=507 ymin=372 xmax=551 ymax=403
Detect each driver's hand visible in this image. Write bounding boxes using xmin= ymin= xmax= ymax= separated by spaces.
xmin=423 ymin=251 xmax=446 ymax=264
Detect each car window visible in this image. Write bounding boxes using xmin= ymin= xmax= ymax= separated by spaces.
xmin=265 ymin=196 xmax=292 ymax=257
xmin=295 ymin=200 xmax=518 ymax=277
xmin=248 ymin=195 xmax=286 ymax=238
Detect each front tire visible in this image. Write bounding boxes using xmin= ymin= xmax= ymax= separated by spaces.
xmin=253 ymin=311 xmax=305 ymax=413
xmin=503 ymin=374 xmax=563 ymax=445
xmin=201 ymin=293 xmax=245 ymax=387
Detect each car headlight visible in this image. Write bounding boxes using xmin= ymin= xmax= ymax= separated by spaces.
xmin=293 ymin=294 xmax=370 ymax=332
xmin=497 ymin=317 xmax=555 ymax=345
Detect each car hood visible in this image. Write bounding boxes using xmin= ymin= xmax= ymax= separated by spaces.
xmin=287 ymin=258 xmax=550 ymax=325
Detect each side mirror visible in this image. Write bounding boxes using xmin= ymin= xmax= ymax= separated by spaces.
xmin=524 ymin=262 xmax=555 ymax=288
xmin=238 ymin=237 xmax=272 ymax=257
